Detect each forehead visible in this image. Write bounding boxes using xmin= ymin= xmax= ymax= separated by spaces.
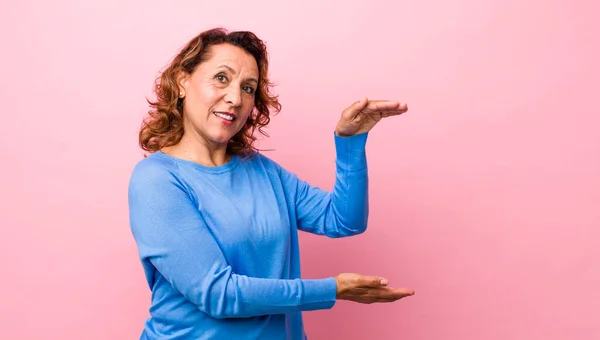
xmin=200 ymin=43 xmax=259 ymax=76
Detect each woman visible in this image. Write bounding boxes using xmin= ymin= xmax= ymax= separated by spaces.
xmin=128 ymin=28 xmax=414 ymax=340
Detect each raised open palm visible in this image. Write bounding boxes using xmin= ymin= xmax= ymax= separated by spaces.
xmin=335 ymin=97 xmax=408 ymax=137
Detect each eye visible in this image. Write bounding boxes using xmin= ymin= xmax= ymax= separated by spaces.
xmin=215 ymin=73 xmax=228 ymax=82
xmin=243 ymin=86 xmax=255 ymax=95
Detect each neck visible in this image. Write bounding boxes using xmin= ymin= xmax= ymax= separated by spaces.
xmin=163 ymin=133 xmax=231 ymax=167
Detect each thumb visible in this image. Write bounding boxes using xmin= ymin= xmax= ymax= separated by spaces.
xmin=343 ymin=97 xmax=369 ymax=119
xmin=355 ymin=97 xmax=368 ymax=108
xmin=363 ymin=275 xmax=388 ymax=288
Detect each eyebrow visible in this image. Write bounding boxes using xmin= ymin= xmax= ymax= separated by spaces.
xmin=218 ymin=65 xmax=258 ymax=84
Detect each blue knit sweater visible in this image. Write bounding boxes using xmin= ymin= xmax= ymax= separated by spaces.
xmin=127 ymin=132 xmax=369 ymax=339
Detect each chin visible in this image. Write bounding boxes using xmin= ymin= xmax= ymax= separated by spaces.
xmin=203 ymin=126 xmax=232 ymax=141
xmin=208 ymin=133 xmax=236 ymax=146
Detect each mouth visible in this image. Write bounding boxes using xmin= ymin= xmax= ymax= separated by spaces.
xmin=213 ymin=111 xmax=237 ymax=122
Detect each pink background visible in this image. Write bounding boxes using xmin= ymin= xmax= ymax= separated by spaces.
xmin=2 ymin=0 xmax=599 ymax=339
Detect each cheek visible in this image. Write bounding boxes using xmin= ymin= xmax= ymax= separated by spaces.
xmin=190 ymin=81 xmax=217 ymax=103
xmin=185 ymin=91 xmax=216 ymax=117
xmin=238 ymin=101 xmax=255 ymax=120
xmin=196 ymin=89 xmax=215 ymax=108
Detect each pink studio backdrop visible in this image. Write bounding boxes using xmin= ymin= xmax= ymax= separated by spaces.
xmin=2 ymin=0 xmax=599 ymax=339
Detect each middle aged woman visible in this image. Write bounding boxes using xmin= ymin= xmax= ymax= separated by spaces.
xmin=128 ymin=27 xmax=414 ymax=340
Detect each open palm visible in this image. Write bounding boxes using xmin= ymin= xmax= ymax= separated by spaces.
xmin=335 ymin=98 xmax=408 ymax=137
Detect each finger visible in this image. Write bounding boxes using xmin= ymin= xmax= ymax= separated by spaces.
xmin=380 ymin=109 xmax=408 ymax=118
xmin=364 ymin=100 xmax=407 ymax=111
xmin=383 ymin=287 xmax=415 ymax=299
xmin=395 ymin=287 xmax=415 ymax=296
xmin=371 ymin=289 xmax=415 ymax=303
xmin=362 ymin=110 xmax=406 ymax=122
xmin=364 ymin=104 xmax=408 ymax=115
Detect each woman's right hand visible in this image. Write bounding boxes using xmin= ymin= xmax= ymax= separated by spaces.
xmin=334 ymin=273 xmax=415 ymax=304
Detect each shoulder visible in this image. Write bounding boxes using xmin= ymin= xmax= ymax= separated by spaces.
xmin=128 ymin=152 xmax=186 ymax=193
xmin=242 ymin=152 xmax=303 ymax=187
xmin=241 ymin=151 xmax=286 ymax=174
xmin=236 ymin=152 xmax=300 ymax=185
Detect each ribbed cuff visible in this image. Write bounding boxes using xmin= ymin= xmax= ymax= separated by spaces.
xmin=334 ymin=131 xmax=368 ymax=171
xmin=301 ymin=277 xmax=337 ymax=309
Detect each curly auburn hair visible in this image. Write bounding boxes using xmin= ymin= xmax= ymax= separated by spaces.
xmin=139 ymin=28 xmax=281 ymax=156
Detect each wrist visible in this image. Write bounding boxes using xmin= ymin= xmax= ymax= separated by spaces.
xmin=335 ymin=127 xmax=351 ymax=138
xmin=334 ymin=131 xmax=368 ymax=171
xmin=334 ymin=276 xmax=347 ymax=300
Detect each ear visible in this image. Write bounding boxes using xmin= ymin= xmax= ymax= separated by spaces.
xmin=176 ymin=70 xmax=190 ymax=98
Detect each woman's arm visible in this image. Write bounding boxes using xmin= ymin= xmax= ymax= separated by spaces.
xmin=281 ymin=98 xmax=408 ymax=238
xmin=128 ymin=161 xmax=337 ymax=319
xmin=278 ymin=132 xmax=370 ymax=238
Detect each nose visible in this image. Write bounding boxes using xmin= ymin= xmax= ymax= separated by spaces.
xmin=224 ymin=85 xmax=242 ymax=107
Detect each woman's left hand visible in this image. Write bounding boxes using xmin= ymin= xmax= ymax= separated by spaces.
xmin=335 ymin=97 xmax=408 ymax=137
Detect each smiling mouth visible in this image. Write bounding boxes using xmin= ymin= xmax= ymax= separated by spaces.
xmin=213 ymin=111 xmax=236 ymax=121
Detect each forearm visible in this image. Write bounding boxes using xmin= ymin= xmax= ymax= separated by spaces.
xmin=294 ymin=132 xmax=369 ymax=237
xmin=157 ymin=255 xmax=338 ymax=318
xmin=142 ymin=222 xmax=338 ymax=319
xmin=330 ymin=131 xmax=370 ymax=234
xmin=200 ymin=272 xmax=337 ymax=318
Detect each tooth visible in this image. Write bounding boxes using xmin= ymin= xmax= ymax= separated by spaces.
xmin=215 ymin=112 xmax=233 ymax=121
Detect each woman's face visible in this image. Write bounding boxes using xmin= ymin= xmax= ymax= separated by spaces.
xmin=179 ymin=43 xmax=259 ymax=149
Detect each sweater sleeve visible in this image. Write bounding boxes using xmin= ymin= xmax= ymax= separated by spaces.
xmin=280 ymin=132 xmax=370 ymax=238
xmin=127 ymin=160 xmax=337 ymax=319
